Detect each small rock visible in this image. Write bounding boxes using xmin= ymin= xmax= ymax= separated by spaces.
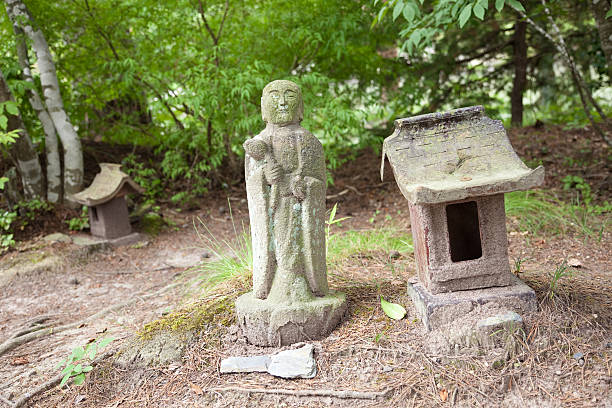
xmin=219 ymin=206 xmax=227 ymax=214
xmin=567 ymin=258 xmax=582 ymax=267
xmin=573 ymin=352 xmax=585 ymax=366
xmin=68 ymin=277 xmax=80 ymax=285
xmin=389 ymin=250 xmax=401 ymax=260
xmin=267 ymin=344 xmax=317 ymax=379
xmin=220 ymin=355 xmax=270 ymax=374
xmin=201 ymin=251 xmax=212 ymax=259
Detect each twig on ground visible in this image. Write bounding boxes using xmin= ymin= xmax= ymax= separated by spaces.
xmin=0 ymin=281 xmax=180 ymax=357
xmin=210 ymin=386 xmax=393 ymax=400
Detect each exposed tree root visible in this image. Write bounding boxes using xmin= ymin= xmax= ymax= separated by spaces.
xmin=211 ymin=386 xmax=393 ymax=400
xmin=0 ymin=281 xmax=180 ymax=357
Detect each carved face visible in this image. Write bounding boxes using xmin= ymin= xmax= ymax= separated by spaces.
xmin=261 ymin=80 xmax=303 ymax=125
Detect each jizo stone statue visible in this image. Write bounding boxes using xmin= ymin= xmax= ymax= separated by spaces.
xmin=235 ymin=80 xmax=346 ymax=347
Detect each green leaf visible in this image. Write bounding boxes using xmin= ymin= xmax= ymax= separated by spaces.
xmin=402 ymin=3 xmax=415 ymax=22
xmin=73 ymin=373 xmax=86 ymax=386
xmin=59 ymin=373 xmax=71 ymax=387
xmin=495 ymin=0 xmax=505 ymax=12
xmin=380 ymin=296 xmax=407 ymax=320
xmin=0 ymin=115 xmax=7 ymax=131
xmin=474 ymin=4 xmax=485 ymax=20
xmin=96 ymin=336 xmax=114 ymax=349
xmin=73 ymin=364 xmax=83 ymax=374
xmin=506 ymin=0 xmax=525 ymax=12
xmin=606 ymin=8 xmax=612 ymax=18
xmin=4 ymin=101 xmax=18 ymax=116
xmin=72 ymin=346 xmax=85 ymax=360
xmin=61 ymin=364 xmax=74 ymax=376
xmin=85 ymin=343 xmax=97 ymax=359
xmin=459 ymin=4 xmax=472 ymax=28
xmin=393 ymin=0 xmax=404 ymax=21
xmin=82 ymin=365 xmax=94 ymax=373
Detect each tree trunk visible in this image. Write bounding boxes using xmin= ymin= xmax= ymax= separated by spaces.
xmin=10 ymin=21 xmax=61 ymax=202
xmin=0 ymin=70 xmax=43 ymax=200
xmin=511 ymin=16 xmax=528 ymax=127
xmin=5 ymin=0 xmax=83 ymax=201
xmin=591 ymin=0 xmax=612 ymax=80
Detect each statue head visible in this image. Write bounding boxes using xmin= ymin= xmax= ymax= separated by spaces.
xmin=261 ymin=80 xmax=303 ymax=125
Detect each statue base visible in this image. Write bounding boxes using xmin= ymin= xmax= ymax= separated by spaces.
xmin=235 ymin=290 xmax=347 ymax=347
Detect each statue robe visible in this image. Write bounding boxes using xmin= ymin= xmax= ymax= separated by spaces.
xmin=245 ymin=123 xmax=328 ymax=302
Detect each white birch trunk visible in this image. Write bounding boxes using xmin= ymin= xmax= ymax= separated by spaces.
xmin=0 ymin=70 xmax=43 ymax=200
xmin=10 ymin=22 xmax=61 ymax=202
xmin=5 ymin=0 xmax=83 ymax=200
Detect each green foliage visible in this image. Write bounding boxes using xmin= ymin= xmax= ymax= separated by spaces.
xmin=66 ymin=206 xmax=90 ymax=231
xmin=191 ymin=211 xmax=253 ymax=293
xmin=56 ymin=337 xmax=114 ymax=387
xmin=325 ymin=203 xmax=351 ymax=251
xmin=548 ymin=260 xmax=573 ymax=300
xmin=121 ymin=154 xmax=163 ymax=204
xmin=327 ymin=228 xmax=413 ymax=267
xmin=0 ymin=209 xmax=16 ymax=252
xmin=505 ymin=190 xmax=608 ymax=238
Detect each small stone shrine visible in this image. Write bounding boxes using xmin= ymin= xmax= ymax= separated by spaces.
xmin=381 ymin=106 xmax=544 ymax=330
xmin=72 ymin=163 xmax=143 ymax=240
xmin=235 ymin=80 xmax=346 ymax=346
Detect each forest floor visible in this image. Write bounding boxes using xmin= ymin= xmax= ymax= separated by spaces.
xmin=0 ymin=125 xmax=610 ymax=407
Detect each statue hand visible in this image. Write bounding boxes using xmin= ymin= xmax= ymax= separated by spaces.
xmin=266 ymin=163 xmax=283 ymax=184
xmin=290 ymin=176 xmax=306 ymax=201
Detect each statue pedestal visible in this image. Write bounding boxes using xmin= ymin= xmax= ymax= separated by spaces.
xmin=235 ymin=291 xmax=347 ymax=347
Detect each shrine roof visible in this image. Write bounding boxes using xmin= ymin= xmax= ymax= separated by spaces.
xmin=381 ymin=106 xmax=544 ymax=204
xmin=71 ymin=163 xmax=143 ymax=206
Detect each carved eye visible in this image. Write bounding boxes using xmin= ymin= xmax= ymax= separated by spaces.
xmin=269 ymin=91 xmax=280 ymax=99
xmin=285 ymin=90 xmax=297 ymax=100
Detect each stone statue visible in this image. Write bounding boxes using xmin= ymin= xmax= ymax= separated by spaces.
xmin=235 ymin=80 xmax=346 ymax=347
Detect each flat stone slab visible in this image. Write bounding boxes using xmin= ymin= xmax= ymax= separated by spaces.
xmin=220 ymin=355 xmax=271 ymax=373
xmin=220 ymin=344 xmax=316 ymax=379
xmin=268 ymin=344 xmax=317 ymax=379
xmin=407 ymin=275 xmax=536 ymax=331
xmin=236 ymin=291 xmax=347 ymax=347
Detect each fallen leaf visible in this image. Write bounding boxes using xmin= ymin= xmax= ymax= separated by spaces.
xmin=11 ymin=357 xmax=29 ymax=365
xmin=380 ymin=296 xmax=406 ymax=320
xmin=439 ymin=388 xmax=448 ymax=402
xmin=190 ymin=382 xmax=203 ymax=395
xmin=460 ymin=176 xmax=472 ymax=181
xmin=567 ymin=258 xmax=582 ymax=267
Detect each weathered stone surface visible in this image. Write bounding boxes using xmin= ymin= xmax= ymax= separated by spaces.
xmin=71 ymin=163 xmax=143 ymax=207
xmin=116 ymin=332 xmax=194 ymax=367
xmin=237 ymin=80 xmax=346 ymax=346
xmin=0 ymin=253 xmax=64 ymax=288
xmin=383 ymin=106 xmax=544 ymax=296
xmin=381 ymin=106 xmax=544 ymax=205
xmin=219 ymin=344 xmax=317 ymax=378
xmin=220 ymin=355 xmax=270 ymax=373
xmin=107 ymin=232 xmax=146 ymax=247
xmin=268 ymin=344 xmax=317 ymax=379
xmin=407 ymin=275 xmax=536 ymax=331
xmin=43 ymin=232 xmax=72 ymax=243
xmin=236 ymin=290 xmax=346 ymax=346
xmin=409 ymin=194 xmax=513 ymax=294
xmin=477 ymin=311 xmax=523 ymax=331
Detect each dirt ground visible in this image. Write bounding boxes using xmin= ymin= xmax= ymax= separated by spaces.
xmin=0 ymin=125 xmax=610 ymax=407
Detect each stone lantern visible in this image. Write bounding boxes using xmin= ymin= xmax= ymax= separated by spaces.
xmin=381 ymin=106 xmax=544 ymax=330
xmin=72 ymin=163 xmax=143 ymax=240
